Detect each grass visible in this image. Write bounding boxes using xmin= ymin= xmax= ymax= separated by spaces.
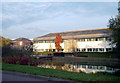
xmin=2 ymin=63 xmax=120 ymax=82
xmin=73 ymin=52 xmax=116 ymax=58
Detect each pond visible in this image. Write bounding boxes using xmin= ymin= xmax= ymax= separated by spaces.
xmin=38 ymin=58 xmax=120 ymax=73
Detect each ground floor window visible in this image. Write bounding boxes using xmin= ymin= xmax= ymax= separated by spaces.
xmin=106 ymin=48 xmax=112 ymax=52
xmin=87 ymin=48 xmax=92 ymax=52
xmin=99 ymin=48 xmax=104 ymax=52
xmin=82 ymin=48 xmax=86 ymax=52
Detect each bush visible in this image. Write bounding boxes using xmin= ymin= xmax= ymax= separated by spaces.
xmin=2 ymin=56 xmax=43 ymax=66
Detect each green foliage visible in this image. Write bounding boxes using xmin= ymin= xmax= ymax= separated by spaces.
xmin=73 ymin=52 xmax=115 ymax=58
xmin=2 ymin=63 xmax=120 ymax=82
xmin=108 ymin=17 xmax=120 ymax=58
xmin=0 ymin=37 xmax=11 ymax=47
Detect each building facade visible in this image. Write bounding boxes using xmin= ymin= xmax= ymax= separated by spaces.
xmin=33 ymin=28 xmax=114 ymax=53
xmin=11 ymin=38 xmax=33 ymax=51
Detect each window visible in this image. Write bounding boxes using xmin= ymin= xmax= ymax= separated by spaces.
xmin=82 ymin=65 xmax=86 ymax=68
xmin=87 ymin=38 xmax=92 ymax=41
xmin=39 ymin=41 xmax=43 ymax=43
xmin=46 ymin=41 xmax=50 ymax=43
xmin=77 ymin=48 xmax=80 ymax=52
xmin=106 ymin=37 xmax=112 ymax=41
xmin=82 ymin=48 xmax=86 ymax=52
xmin=95 ymin=38 xmax=98 ymax=41
xmin=45 ymin=49 xmax=49 ymax=51
xmin=88 ymin=65 xmax=92 ymax=69
xmin=99 ymin=38 xmax=104 ymax=41
xmin=99 ymin=48 xmax=104 ymax=52
xmin=79 ymin=38 xmax=85 ymax=42
xmin=93 ymin=48 xmax=98 ymax=52
xmin=87 ymin=48 xmax=92 ymax=52
xmin=53 ymin=49 xmax=56 ymax=52
xmin=106 ymin=48 xmax=112 ymax=52
xmin=52 ymin=40 xmax=54 ymax=43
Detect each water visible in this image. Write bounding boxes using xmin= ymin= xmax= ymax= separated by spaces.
xmin=38 ymin=61 xmax=120 ymax=73
xmin=37 ymin=57 xmax=120 ymax=73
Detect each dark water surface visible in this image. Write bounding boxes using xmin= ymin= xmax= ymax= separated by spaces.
xmin=38 ymin=57 xmax=120 ymax=73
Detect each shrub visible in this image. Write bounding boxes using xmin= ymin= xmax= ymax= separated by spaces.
xmin=2 ymin=56 xmax=43 ymax=66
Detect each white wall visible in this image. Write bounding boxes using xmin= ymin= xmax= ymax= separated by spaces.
xmin=33 ymin=43 xmax=64 ymax=52
xmin=77 ymin=41 xmax=111 ymax=48
xmin=33 ymin=39 xmax=113 ymax=52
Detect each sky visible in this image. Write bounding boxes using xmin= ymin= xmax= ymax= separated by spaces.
xmin=2 ymin=2 xmax=118 ymax=39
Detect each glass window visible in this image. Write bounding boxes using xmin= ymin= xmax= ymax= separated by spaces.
xmin=106 ymin=48 xmax=112 ymax=52
xmin=95 ymin=38 xmax=98 ymax=41
xmin=82 ymin=48 xmax=86 ymax=52
xmin=52 ymin=40 xmax=54 ymax=43
xmin=87 ymin=48 xmax=92 ymax=52
xmin=80 ymin=38 xmax=85 ymax=42
xmin=82 ymin=65 xmax=86 ymax=68
xmin=46 ymin=41 xmax=50 ymax=43
xmin=93 ymin=48 xmax=98 ymax=52
xmin=93 ymin=48 xmax=96 ymax=52
xmin=88 ymin=65 xmax=92 ymax=69
xmin=99 ymin=38 xmax=104 ymax=41
xmin=99 ymin=48 xmax=104 ymax=52
xmin=77 ymin=48 xmax=80 ymax=52
xmin=87 ymin=38 xmax=92 ymax=41
xmin=106 ymin=37 xmax=111 ymax=41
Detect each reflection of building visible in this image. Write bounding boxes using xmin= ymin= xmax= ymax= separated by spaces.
xmin=11 ymin=38 xmax=33 ymax=51
xmin=70 ymin=64 xmax=119 ymax=73
xmin=38 ymin=63 xmax=119 ymax=73
xmin=33 ymin=28 xmax=114 ymax=52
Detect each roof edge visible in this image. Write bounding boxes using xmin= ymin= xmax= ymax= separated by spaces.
xmin=50 ymin=28 xmax=109 ymax=34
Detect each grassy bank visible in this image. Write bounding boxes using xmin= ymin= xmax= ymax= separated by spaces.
xmin=2 ymin=63 xmax=120 ymax=82
xmin=73 ymin=52 xmax=116 ymax=58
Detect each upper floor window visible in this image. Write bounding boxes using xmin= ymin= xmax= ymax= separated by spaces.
xmin=99 ymin=38 xmax=104 ymax=41
xmin=87 ymin=38 xmax=92 ymax=41
xmin=78 ymin=38 xmax=85 ymax=42
xmin=105 ymin=37 xmax=111 ymax=41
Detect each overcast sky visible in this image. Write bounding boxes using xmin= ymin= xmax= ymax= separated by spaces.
xmin=2 ymin=2 xmax=118 ymax=39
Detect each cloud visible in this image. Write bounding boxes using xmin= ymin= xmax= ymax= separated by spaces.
xmin=2 ymin=2 xmax=118 ymax=39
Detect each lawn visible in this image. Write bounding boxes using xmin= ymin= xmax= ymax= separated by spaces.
xmin=2 ymin=63 xmax=120 ymax=82
xmin=73 ymin=52 xmax=116 ymax=58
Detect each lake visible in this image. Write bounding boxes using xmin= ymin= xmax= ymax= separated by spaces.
xmin=38 ymin=57 xmax=120 ymax=73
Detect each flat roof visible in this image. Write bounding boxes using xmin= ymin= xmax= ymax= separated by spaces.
xmin=34 ymin=28 xmax=110 ymax=41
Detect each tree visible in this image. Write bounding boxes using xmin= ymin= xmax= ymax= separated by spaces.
xmin=108 ymin=16 xmax=120 ymax=58
xmin=55 ymin=34 xmax=62 ymax=51
xmin=1 ymin=37 xmax=12 ymax=56
xmin=0 ymin=37 xmax=11 ymax=47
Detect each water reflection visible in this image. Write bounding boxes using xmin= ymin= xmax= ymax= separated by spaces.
xmin=38 ymin=62 xmax=120 ymax=73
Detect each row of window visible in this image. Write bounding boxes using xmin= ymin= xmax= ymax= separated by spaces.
xmin=34 ymin=37 xmax=111 ymax=43
xmin=34 ymin=49 xmax=64 ymax=52
xmin=34 ymin=48 xmax=112 ymax=52
xmin=76 ymin=48 xmax=112 ymax=52
xmin=78 ymin=37 xmax=111 ymax=42
xmin=34 ymin=40 xmax=64 ymax=43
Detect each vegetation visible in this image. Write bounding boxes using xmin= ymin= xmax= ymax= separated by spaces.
xmin=2 ymin=63 xmax=120 ymax=82
xmin=2 ymin=56 xmax=43 ymax=66
xmin=73 ymin=52 xmax=115 ymax=58
xmin=1 ymin=37 xmax=32 ymax=57
xmin=108 ymin=16 xmax=120 ymax=58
